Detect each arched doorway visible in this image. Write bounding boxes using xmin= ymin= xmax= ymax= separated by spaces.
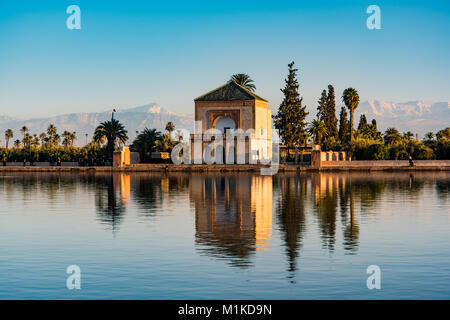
xmin=214 ymin=116 xmax=236 ymax=134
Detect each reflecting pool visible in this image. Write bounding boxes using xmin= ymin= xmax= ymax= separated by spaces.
xmin=0 ymin=172 xmax=449 ymax=299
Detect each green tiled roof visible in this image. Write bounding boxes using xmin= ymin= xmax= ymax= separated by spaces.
xmin=194 ymin=81 xmax=268 ymax=102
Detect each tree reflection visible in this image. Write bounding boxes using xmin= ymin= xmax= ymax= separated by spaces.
xmin=94 ymin=174 xmax=127 ymax=232
xmin=275 ymin=175 xmax=306 ymax=275
xmin=132 ymin=173 xmax=190 ymax=217
xmin=435 ymin=178 xmax=449 ymax=203
xmin=311 ymin=173 xmax=338 ymax=252
xmin=339 ymin=178 xmax=359 ymax=254
xmin=0 ymin=172 xmax=77 ymax=205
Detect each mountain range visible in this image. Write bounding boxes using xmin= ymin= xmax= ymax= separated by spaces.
xmin=0 ymin=103 xmax=194 ymax=146
xmin=0 ymin=100 xmax=448 ymax=146
xmin=354 ymin=100 xmax=450 ymax=136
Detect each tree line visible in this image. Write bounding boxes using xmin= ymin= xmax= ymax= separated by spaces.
xmin=272 ymin=61 xmax=450 ymax=160
xmin=0 ymin=120 xmax=179 ymax=164
xmin=1 ymin=65 xmax=449 ymax=163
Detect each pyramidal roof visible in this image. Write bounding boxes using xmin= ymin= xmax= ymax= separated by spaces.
xmin=194 ymin=81 xmax=268 ymax=102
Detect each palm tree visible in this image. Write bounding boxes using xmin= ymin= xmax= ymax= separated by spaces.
xmin=384 ymin=127 xmax=402 ymax=145
xmin=4 ymin=129 xmax=13 ymax=149
xmin=39 ymin=132 xmax=47 ymax=146
xmin=94 ymin=119 xmax=128 ymax=159
xmin=424 ymin=132 xmax=434 ymax=141
xmin=62 ymin=131 xmax=70 ymax=147
xmin=342 ymin=88 xmax=360 ymax=143
xmin=53 ymin=134 xmax=61 ymax=146
xmin=130 ymin=128 xmax=163 ymax=162
xmin=157 ymin=133 xmax=178 ymax=153
xmin=229 ymin=74 xmax=256 ymax=92
xmin=95 ymin=134 xmax=106 ymax=146
xmin=13 ymin=140 xmax=21 ymax=148
xmin=62 ymin=131 xmax=77 ymax=148
xmin=47 ymin=124 xmax=58 ymax=146
xmin=32 ymin=134 xmax=40 ymax=148
xmin=47 ymin=124 xmax=57 ymax=136
xmin=436 ymin=128 xmax=450 ymax=140
xmin=20 ymin=126 xmax=29 ymax=146
xmin=308 ymin=119 xmax=327 ymax=145
xmin=23 ymin=133 xmax=32 ymax=149
xmin=165 ymin=122 xmax=175 ymax=135
xmin=403 ymin=131 xmax=414 ymax=140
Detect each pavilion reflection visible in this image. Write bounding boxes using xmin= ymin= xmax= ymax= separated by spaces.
xmin=190 ymin=174 xmax=273 ymax=268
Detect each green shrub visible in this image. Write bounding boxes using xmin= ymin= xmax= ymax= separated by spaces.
xmin=322 ymin=136 xmax=341 ymax=152
xmin=0 ymin=144 xmax=107 ymax=163
xmin=415 ymin=145 xmax=435 ymax=160
xmin=349 ymin=138 xmax=388 ymax=160
xmin=367 ymin=143 xmax=389 ymax=160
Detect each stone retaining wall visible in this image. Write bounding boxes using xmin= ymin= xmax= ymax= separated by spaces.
xmin=321 ymin=160 xmax=450 ymax=167
xmin=0 ymin=161 xmax=449 ymax=173
xmin=1 ymin=162 xmax=79 ymax=167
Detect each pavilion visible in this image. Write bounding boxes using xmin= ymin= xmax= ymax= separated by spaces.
xmin=190 ymin=81 xmax=272 ymax=164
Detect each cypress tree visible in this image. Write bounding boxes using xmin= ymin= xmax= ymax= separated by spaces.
xmin=358 ymin=114 xmax=367 ymax=130
xmin=325 ymin=85 xmax=338 ymax=138
xmin=317 ymin=89 xmax=327 ymax=121
xmin=273 ymin=61 xmax=309 ymax=151
xmin=371 ymin=119 xmax=377 ymax=130
xmin=338 ymin=107 xmax=350 ymax=143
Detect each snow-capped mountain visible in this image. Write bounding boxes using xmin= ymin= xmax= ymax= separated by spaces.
xmin=0 ymin=103 xmax=194 ymax=146
xmin=355 ymin=100 xmax=449 ymax=137
xmin=0 ymin=100 xmax=448 ymax=146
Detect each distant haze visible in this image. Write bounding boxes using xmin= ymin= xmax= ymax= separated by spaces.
xmin=0 ymin=103 xmax=194 ymax=147
xmin=354 ymin=101 xmax=450 ymax=136
xmin=0 ymin=100 xmax=448 ymax=146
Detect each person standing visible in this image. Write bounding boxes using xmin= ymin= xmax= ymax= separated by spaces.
xmin=409 ymin=156 xmax=415 ymax=167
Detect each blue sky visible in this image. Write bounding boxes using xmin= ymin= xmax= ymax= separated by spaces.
xmin=0 ymin=0 xmax=449 ymax=118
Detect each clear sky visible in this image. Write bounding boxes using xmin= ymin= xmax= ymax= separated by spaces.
xmin=0 ymin=0 xmax=449 ymax=118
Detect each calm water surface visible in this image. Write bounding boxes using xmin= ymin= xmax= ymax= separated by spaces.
xmin=0 ymin=172 xmax=449 ymax=299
